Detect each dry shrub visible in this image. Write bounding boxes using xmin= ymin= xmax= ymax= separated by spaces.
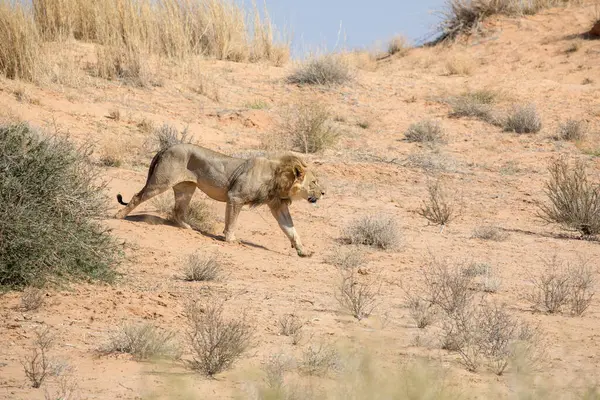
xmin=286 ymin=53 xmax=351 ymax=86
xmin=149 ymin=123 xmax=194 ymax=152
xmin=342 ymin=215 xmax=399 ymax=250
xmin=471 ymin=225 xmax=509 ymax=241
xmin=537 ymin=156 xmax=600 ymax=237
xmin=404 ymin=119 xmax=446 ymax=144
xmin=181 ymin=252 xmax=221 ymax=281
xmin=20 ymin=287 xmax=45 ymax=311
xmin=556 ymin=118 xmax=586 ymax=141
xmin=421 ymin=257 xmax=474 ymax=315
xmin=278 ymin=313 xmax=304 ymax=345
xmin=100 ymin=322 xmax=180 ymax=361
xmin=184 ymin=297 xmax=254 ymax=376
xmin=277 ymin=101 xmax=339 ymax=154
xmin=325 ymin=246 xmax=366 ymax=269
xmin=448 ymin=90 xmax=496 ymax=122
xmin=527 ymin=255 xmax=595 ymax=316
xmin=504 ymin=104 xmax=542 ymax=134
xmin=0 ymin=123 xmax=120 ymax=289
xmin=300 ymin=343 xmax=340 ymax=376
xmin=387 ymin=35 xmax=410 ymax=56
xmin=417 ymin=180 xmax=457 ymax=228
xmin=335 ymin=267 xmax=381 ymax=321
xmin=406 ymin=294 xmax=438 ymax=329
xmin=22 ymin=326 xmax=55 ymax=388
xmin=151 ymin=192 xmax=215 ymax=232
xmin=444 ymin=55 xmax=473 ymax=76
xmin=463 ymin=263 xmax=502 ymax=293
xmin=0 ymin=2 xmax=41 ymax=81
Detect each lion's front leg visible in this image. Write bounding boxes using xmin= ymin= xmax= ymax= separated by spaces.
xmin=223 ymin=200 xmax=242 ymax=243
xmin=269 ymin=203 xmax=311 ymax=257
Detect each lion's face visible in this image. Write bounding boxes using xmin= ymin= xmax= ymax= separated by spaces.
xmin=289 ymin=169 xmax=325 ymax=204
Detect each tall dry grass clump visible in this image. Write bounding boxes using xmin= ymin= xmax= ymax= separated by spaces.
xmin=0 ymin=2 xmax=41 ymax=82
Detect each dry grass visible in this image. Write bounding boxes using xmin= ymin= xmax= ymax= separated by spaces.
xmin=286 ymin=53 xmax=351 ymax=86
xmin=406 ymin=294 xmax=438 ymax=328
xmin=418 ymin=180 xmax=458 ymax=228
xmin=184 ymin=296 xmax=254 ymax=376
xmin=148 ymin=123 xmax=195 ymax=152
xmin=278 ymin=313 xmax=304 ymax=345
xmin=181 ymin=252 xmax=221 ymax=281
xmin=300 ymin=343 xmax=340 ymax=376
xmin=537 ymin=156 xmax=600 ymax=237
xmin=325 ymin=246 xmax=366 ymax=269
xmin=503 ymin=104 xmax=542 ymax=134
xmin=342 ymin=215 xmax=399 ymax=250
xmin=387 ymin=35 xmax=410 ymax=56
xmin=99 ymin=322 xmax=180 ymax=361
xmin=22 ymin=326 xmax=55 ymax=388
xmin=448 ymin=90 xmax=497 ymax=122
xmin=20 ymin=287 xmax=45 ymax=311
xmin=335 ymin=267 xmax=381 ymax=321
xmin=404 ymin=119 xmax=446 ymax=145
xmin=556 ymin=118 xmax=587 ymax=141
xmin=471 ymin=225 xmax=509 ymax=241
xmin=444 ymin=55 xmax=474 ymax=76
xmin=277 ymin=100 xmax=339 ymax=154
xmin=0 ymin=2 xmax=41 ymax=82
xmin=421 ymin=257 xmax=474 ymax=316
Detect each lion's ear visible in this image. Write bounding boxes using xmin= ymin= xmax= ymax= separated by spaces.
xmin=294 ymin=165 xmax=305 ymax=181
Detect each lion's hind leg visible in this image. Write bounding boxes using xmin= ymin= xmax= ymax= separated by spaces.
xmin=115 ymin=183 xmax=171 ymax=219
xmin=172 ymin=182 xmax=196 ymax=229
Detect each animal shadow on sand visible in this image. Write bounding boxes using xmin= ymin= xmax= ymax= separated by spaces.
xmin=123 ymin=214 xmax=270 ymax=251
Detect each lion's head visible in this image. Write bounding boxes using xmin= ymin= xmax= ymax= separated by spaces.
xmin=271 ymin=154 xmax=325 ymax=205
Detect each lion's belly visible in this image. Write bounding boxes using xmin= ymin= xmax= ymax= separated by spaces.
xmin=196 ymin=180 xmax=228 ymax=202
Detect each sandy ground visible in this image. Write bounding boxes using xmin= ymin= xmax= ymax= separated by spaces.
xmin=2 ymin=2 xmax=600 ymax=399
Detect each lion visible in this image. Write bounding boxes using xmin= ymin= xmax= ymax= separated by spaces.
xmin=114 ymin=143 xmax=325 ymax=257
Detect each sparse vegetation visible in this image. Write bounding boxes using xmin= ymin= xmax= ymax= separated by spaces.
xmin=325 ymin=246 xmax=366 ymax=269
xmin=277 ymin=100 xmax=339 ymax=153
xmin=418 ymin=180 xmax=457 ymax=228
xmin=556 ymin=119 xmax=586 ymax=141
xmin=150 ymin=123 xmax=194 ymax=152
xmin=404 ymin=119 xmax=445 ymax=144
xmin=406 ymin=294 xmax=437 ymax=328
xmin=537 ymin=156 xmax=600 ymax=237
xmin=0 ymin=123 xmax=120 ymax=288
xmin=278 ymin=313 xmax=304 ymax=344
xmin=100 ymin=322 xmax=180 ymax=361
xmin=448 ymin=90 xmax=496 ymax=123
xmin=504 ymin=104 xmax=542 ymax=134
xmin=286 ymin=53 xmax=351 ymax=86
xmin=300 ymin=343 xmax=339 ymax=376
xmin=342 ymin=215 xmax=399 ymax=250
xmin=0 ymin=2 xmax=40 ymax=81
xmin=22 ymin=326 xmax=55 ymax=388
xmin=527 ymin=256 xmax=595 ymax=316
xmin=421 ymin=257 xmax=474 ymax=315
xmin=184 ymin=297 xmax=254 ymax=376
xmin=387 ymin=35 xmax=410 ymax=56
xmin=335 ymin=267 xmax=381 ymax=321
xmin=181 ymin=252 xmax=221 ymax=281
xmin=20 ymin=287 xmax=45 ymax=311
xmin=471 ymin=225 xmax=509 ymax=241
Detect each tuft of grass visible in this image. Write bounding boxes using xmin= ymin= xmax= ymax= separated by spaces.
xmin=342 ymin=215 xmax=399 ymax=250
xmin=278 ymin=313 xmax=304 ymax=345
xmin=300 ymin=343 xmax=339 ymax=376
xmin=245 ymin=99 xmax=269 ymax=109
xmin=537 ymin=156 xmax=600 ymax=237
xmin=286 ymin=53 xmax=351 ymax=86
xmin=406 ymin=294 xmax=437 ymax=329
xmin=556 ymin=119 xmax=586 ymax=141
xmin=404 ymin=119 xmax=445 ymax=144
xmin=184 ymin=297 xmax=254 ymax=376
xmin=0 ymin=123 xmax=120 ymax=289
xmin=20 ymin=287 xmax=45 ymax=311
xmin=278 ymin=101 xmax=339 ymax=154
xmin=418 ymin=180 xmax=457 ymax=228
xmin=181 ymin=252 xmax=221 ymax=281
xmin=503 ymin=104 xmax=542 ymax=134
xmin=325 ymin=246 xmax=366 ymax=269
xmin=335 ymin=267 xmax=381 ymax=321
xmin=448 ymin=90 xmax=496 ymax=122
xmin=387 ymin=35 xmax=410 ymax=56
xmin=471 ymin=225 xmax=509 ymax=241
xmin=150 ymin=123 xmax=194 ymax=152
xmin=99 ymin=322 xmax=180 ymax=361
xmin=0 ymin=2 xmax=40 ymax=81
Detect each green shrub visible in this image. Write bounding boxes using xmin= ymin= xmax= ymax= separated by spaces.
xmin=0 ymin=123 xmax=121 ymax=288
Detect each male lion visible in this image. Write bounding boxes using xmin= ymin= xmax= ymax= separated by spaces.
xmin=115 ymin=143 xmax=324 ymax=257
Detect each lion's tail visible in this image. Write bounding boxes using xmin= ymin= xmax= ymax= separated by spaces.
xmin=116 ymin=147 xmax=167 ymax=206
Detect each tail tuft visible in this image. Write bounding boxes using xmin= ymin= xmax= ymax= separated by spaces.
xmin=116 ymin=194 xmax=129 ymax=206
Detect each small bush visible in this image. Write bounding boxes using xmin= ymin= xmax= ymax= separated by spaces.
xmin=152 ymin=123 xmax=194 ymax=151
xmin=100 ymin=322 xmax=179 ymax=361
xmin=556 ymin=119 xmax=586 ymax=141
xmin=449 ymin=91 xmax=496 ymax=122
xmin=335 ymin=267 xmax=381 ymax=321
xmin=342 ymin=215 xmax=399 ymax=250
xmin=537 ymin=156 xmax=600 ymax=237
xmin=0 ymin=123 xmax=120 ymax=288
xmin=421 ymin=258 xmax=474 ymax=316
xmin=444 ymin=55 xmax=473 ymax=76
xmin=22 ymin=326 xmax=55 ymax=388
xmin=471 ymin=225 xmax=508 ymax=241
xmin=181 ymin=252 xmax=221 ymax=282
xmin=286 ymin=54 xmax=351 ymax=86
xmin=151 ymin=194 xmax=215 ymax=232
xmin=278 ymin=101 xmax=339 ymax=153
xmin=0 ymin=2 xmax=40 ymax=81
xmin=185 ymin=297 xmax=254 ymax=376
xmin=569 ymin=262 xmax=596 ymax=316
xmin=20 ymin=287 xmax=45 ymax=311
xmin=417 ymin=180 xmax=457 ymax=228
xmin=278 ymin=313 xmax=304 ymax=345
xmin=504 ymin=104 xmax=542 ymax=134
xmin=325 ymin=246 xmax=366 ymax=269
xmin=404 ymin=119 xmax=445 ymax=144
xmin=300 ymin=343 xmax=339 ymax=376
xmin=388 ymin=35 xmax=410 ymax=56
xmin=406 ymin=294 xmax=437 ymax=329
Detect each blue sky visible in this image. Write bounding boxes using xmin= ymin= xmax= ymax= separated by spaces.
xmin=248 ymin=0 xmax=447 ymax=58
